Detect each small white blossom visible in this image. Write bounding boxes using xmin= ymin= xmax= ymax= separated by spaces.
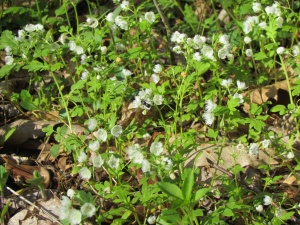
xmin=69 ymin=41 xmax=77 ymax=51
xmin=86 ymin=17 xmax=99 ymax=28
xmin=177 ymin=33 xmax=187 ymax=44
xmin=141 ymin=159 xmax=151 ymax=173
xmin=67 ymin=189 xmax=76 ymax=199
xmin=162 ymin=157 xmax=173 ymax=170
xmin=4 ymin=56 xmax=13 ymax=65
xmin=252 ymin=2 xmax=262 ymax=13
xmin=193 ymin=35 xmax=206 ymax=49
xmin=219 ymin=34 xmax=229 ymax=45
xmin=150 ymin=74 xmax=160 ymax=84
xmin=292 ymin=45 xmax=300 ymax=56
xmin=78 ymin=152 xmax=88 ymax=163
xmin=79 ymin=167 xmax=91 ymax=180
xmin=69 ymin=209 xmax=82 ymax=225
xmin=233 ymin=93 xmax=244 ymax=104
xmin=111 ymin=125 xmax=123 ymax=137
xmin=106 ymin=12 xmax=115 ymax=23
xmin=147 ymin=215 xmax=156 ymax=224
xmin=258 ymin=22 xmax=267 ymax=29
xmin=276 ymin=47 xmax=285 ymax=54
xmin=263 ymin=195 xmax=272 ymax=205
xmin=122 ymin=68 xmax=132 ymax=76
xmin=256 ymin=205 xmax=263 ymax=213
xmin=204 ymin=99 xmax=217 ymax=113
xmin=193 ymin=52 xmax=202 ymax=61
xmin=97 ymin=128 xmax=107 ymax=142
xmin=153 ymin=94 xmax=163 ymax=105
xmin=237 ymin=80 xmax=247 ymax=90
xmin=145 ymin=12 xmax=155 ymax=23
xmin=202 ymin=112 xmax=215 ymax=126
xmin=108 ymin=155 xmax=120 ymax=169
xmin=171 ymin=31 xmax=180 ymax=42
xmin=81 ymin=203 xmax=96 ymax=218
xmin=153 ymin=64 xmax=163 ymax=73
xmin=221 ymin=78 xmax=232 ymax=88
xmin=24 ymin=24 xmax=36 ymax=32
xmin=115 ymin=43 xmax=126 ymax=52
xmin=81 ymin=70 xmax=89 ymax=80
xmin=75 ymin=45 xmax=84 ymax=55
xmin=150 ymin=141 xmax=164 ymax=156
xmin=218 ymin=46 xmax=230 ymax=59
xmin=4 ymin=46 xmax=12 ymax=55
xmin=35 ymin=24 xmax=44 ymax=32
xmin=173 ymin=45 xmax=182 ymax=54
xmin=115 ymin=16 xmax=128 ymax=30
xmin=236 ymin=143 xmax=244 ymax=151
xmin=201 ymin=45 xmax=215 ymax=60
xmin=249 ymin=143 xmax=259 ymax=156
xmin=101 ymin=46 xmax=107 ymax=54
xmin=89 ymin=140 xmax=100 ymax=151
xmin=286 ymin=152 xmax=294 ymax=159
xmin=92 ymin=155 xmax=104 ymax=168
xmin=262 ymin=139 xmax=271 ymax=148
xmin=245 ymin=49 xmax=253 ymax=57
xmin=120 ymin=0 xmax=129 ymax=10
xmin=244 ymin=36 xmax=252 ymax=44
xmin=61 ymin=196 xmax=72 ymax=208
xmin=276 ymin=17 xmax=283 ymax=28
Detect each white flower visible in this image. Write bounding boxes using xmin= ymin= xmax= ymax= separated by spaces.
xmin=245 ymin=49 xmax=253 ymax=57
xmin=4 ymin=56 xmax=13 ymax=65
xmin=79 ymin=167 xmax=91 ymax=180
xmin=236 ymin=143 xmax=244 ymax=151
xmin=202 ymin=112 xmax=215 ymax=126
xmin=141 ymin=159 xmax=151 ymax=173
xmin=275 ymin=208 xmax=285 ymax=218
xmin=24 ymin=24 xmax=36 ymax=32
xmin=150 ymin=141 xmax=164 ymax=156
xmin=193 ymin=52 xmax=202 ymax=61
xmin=237 ymin=80 xmax=247 ymax=90
xmin=147 ymin=215 xmax=156 ymax=224
xmin=258 ymin=22 xmax=267 ymax=29
xmin=263 ymin=195 xmax=272 ymax=205
xmin=115 ymin=43 xmax=126 ymax=52
xmin=244 ymin=36 xmax=252 ymax=44
xmin=111 ymin=125 xmax=123 ymax=137
xmin=81 ymin=70 xmax=89 ymax=80
xmin=173 ymin=45 xmax=182 ymax=54
xmin=122 ymin=68 xmax=132 ymax=76
xmin=286 ymin=152 xmax=294 ymax=159
xmin=249 ymin=143 xmax=259 ymax=156
xmin=69 ymin=209 xmax=82 ymax=225
xmin=218 ymin=46 xmax=230 ymax=59
xmin=89 ymin=140 xmax=100 ymax=151
xmin=276 ymin=47 xmax=285 ymax=54
xmin=177 ymin=33 xmax=187 ymax=44
xmin=81 ymin=203 xmax=96 ymax=218
xmin=77 ymin=152 xmax=88 ymax=163
xmin=153 ymin=64 xmax=163 ymax=73
xmin=61 ymin=196 xmax=72 ymax=208
xmin=204 ymin=99 xmax=217 ymax=112
xmin=106 ymin=12 xmax=115 ymax=22
xmin=292 ymin=45 xmax=300 ymax=56
xmin=5 ymin=46 xmax=12 ymax=55
xmin=86 ymin=17 xmax=99 ymax=28
xmin=171 ymin=31 xmax=181 ymax=42
xmin=233 ymin=93 xmax=244 ymax=104
xmin=34 ymin=24 xmax=44 ymax=32
xmin=219 ymin=34 xmax=229 ymax=45
xmin=193 ymin=35 xmax=206 ymax=49
xmin=120 ymin=0 xmax=129 ymax=10
xmin=162 ymin=157 xmax=173 ymax=170
xmin=115 ymin=16 xmax=128 ymax=30
xmin=101 ymin=46 xmax=107 ymax=54
xmin=243 ymin=16 xmax=259 ymax=34
xmin=265 ymin=2 xmax=281 ymax=16
xmin=276 ymin=17 xmax=283 ymax=28
xmin=17 ymin=29 xmax=26 ymax=41
xmin=75 ymin=45 xmax=84 ymax=55
xmin=150 ymin=74 xmax=160 ymax=84
xmin=59 ymin=205 xmax=71 ymax=220
xmin=221 ymin=78 xmax=232 ymax=88
xmin=69 ymin=41 xmax=77 ymax=51
xmin=67 ymin=189 xmax=76 ymax=198
xmin=145 ymin=12 xmax=155 ymax=23
xmin=243 ymin=21 xmax=252 ymax=34
xmin=153 ymin=94 xmax=163 ymax=105
xmin=92 ymin=155 xmax=104 ymax=168
xmin=261 ymin=139 xmax=271 ymax=148
xmin=256 ymin=205 xmax=263 ymax=213
xmin=108 ymin=155 xmax=120 ymax=169
xmin=97 ymin=128 xmax=107 ymax=142
xmin=201 ymin=45 xmax=215 ymax=60
xmin=252 ymin=2 xmax=262 ymax=13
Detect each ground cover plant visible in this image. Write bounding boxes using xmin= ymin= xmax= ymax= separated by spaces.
xmin=0 ymin=0 xmax=300 ymax=224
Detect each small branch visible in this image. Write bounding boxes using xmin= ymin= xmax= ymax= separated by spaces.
xmin=152 ymin=0 xmax=172 ymax=39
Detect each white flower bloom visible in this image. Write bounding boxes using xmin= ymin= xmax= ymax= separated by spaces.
xmin=221 ymin=78 xmax=232 ymax=88
xmin=171 ymin=31 xmax=181 ymax=42
xmin=147 ymin=215 xmax=156 ymax=224
xmin=218 ymin=46 xmax=230 ymax=59
xmin=193 ymin=52 xmax=202 ymax=61
xmin=79 ymin=167 xmax=91 ymax=180
xmin=24 ymin=24 xmax=36 ymax=32
xmin=276 ymin=17 xmax=283 ymax=28
xmin=81 ymin=203 xmax=96 ymax=218
xmin=59 ymin=205 xmax=70 ymax=220
xmin=34 ymin=24 xmax=44 ymax=32
xmin=204 ymin=99 xmax=217 ymax=112
xmin=75 ymin=45 xmax=84 ymax=55
xmin=153 ymin=64 xmax=163 ymax=73
xmin=219 ymin=34 xmax=229 ymax=45
xmin=132 ymin=96 xmax=142 ymax=108
xmin=5 ymin=46 xmax=12 ymax=55
xmin=245 ymin=49 xmax=253 ymax=57
xmin=67 ymin=189 xmax=76 ymax=198
xmin=88 ymin=118 xmax=97 ymax=131
xmin=177 ymin=33 xmax=187 ymax=44
xmin=150 ymin=141 xmax=164 ymax=156
xmin=276 ymin=47 xmax=285 ymax=54
xmin=236 ymin=143 xmax=244 ymax=151
xmin=143 ymin=133 xmax=151 ymax=140
xmin=81 ymin=70 xmax=89 ymax=80
xmin=193 ymin=35 xmax=206 ymax=49
xmin=92 ymin=155 xmax=104 ymax=168
xmin=233 ymin=93 xmax=244 ymax=104
xmin=201 ymin=45 xmax=215 ymax=60
xmin=286 ymin=152 xmax=294 ymax=159
xmin=101 ymin=46 xmax=107 ymax=54
xmin=69 ymin=41 xmax=77 ymax=51
xmin=173 ymin=45 xmax=182 ymax=54
xmin=77 ymin=152 xmax=88 ymax=163
xmin=162 ymin=157 xmax=173 ymax=170
xmin=227 ymin=53 xmax=234 ymax=60
xmin=106 ymin=12 xmax=115 ymax=23
xmin=17 ymin=29 xmax=26 ymax=41
xmin=292 ymin=45 xmax=300 ymax=56
xmin=244 ymin=36 xmax=252 ymax=44
xmin=80 ymin=54 xmax=87 ymax=64
xmin=108 ymin=155 xmax=120 ymax=169
xmin=263 ymin=195 xmax=272 ymax=205
xmin=115 ymin=43 xmax=126 ymax=52
xmin=111 ymin=125 xmax=123 ymax=137
xmin=122 ymin=68 xmax=132 ymax=76
xmin=120 ymin=0 xmax=129 ymax=10
xmin=262 ymin=139 xmax=271 ymax=148
xmin=86 ymin=17 xmax=98 ymax=28
xmin=237 ymin=80 xmax=247 ymax=90
xmin=145 ymin=11 xmax=155 ymax=23
xmin=256 ymin=205 xmax=263 ymax=213
xmin=97 ymin=129 xmax=107 ymax=142
xmin=258 ymin=22 xmax=267 ymax=29
xmin=61 ymin=196 xmax=72 ymax=208
xmin=89 ymin=140 xmax=100 ymax=151
xmin=141 ymin=159 xmax=151 ymax=173
xmin=252 ymin=2 xmax=262 ymax=13
xmin=69 ymin=209 xmax=82 ymax=225
xmin=249 ymin=143 xmax=259 ymax=156
xmin=153 ymin=94 xmax=163 ymax=105
xmin=150 ymin=74 xmax=160 ymax=84
xmin=115 ymin=16 xmax=128 ymax=30
xmin=4 ymin=56 xmax=13 ymax=65
xmin=202 ymin=112 xmax=215 ymax=126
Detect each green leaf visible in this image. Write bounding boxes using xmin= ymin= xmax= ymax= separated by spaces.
xmin=157 ymin=182 xmax=184 ymax=200
xmin=26 ymin=171 xmax=44 ymax=187
xmin=0 ymin=30 xmax=17 ymax=49
xmin=182 ymin=168 xmax=194 ymax=202
xmin=23 ymin=60 xmax=48 ymax=72
xmin=50 ymin=144 xmax=60 ymax=158
xmin=280 ymin=211 xmax=294 ymax=220
xmin=55 ymin=5 xmax=67 ymax=16
xmin=0 ymin=64 xmax=15 ymax=79
xmin=270 ymin=104 xmax=288 ymax=115
xmin=0 ymin=127 xmax=16 ymax=145
xmin=20 ymin=101 xmax=38 ymax=110
xmin=193 ymin=188 xmax=210 ymax=202
xmin=254 ymin=52 xmax=267 ymax=60
xmin=0 ymin=166 xmax=8 ymax=192
xmin=247 ymin=118 xmax=265 ymax=132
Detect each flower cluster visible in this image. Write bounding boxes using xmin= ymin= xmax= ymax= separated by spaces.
xmin=4 ymin=46 xmax=13 ymax=65
xmin=202 ymin=99 xmax=217 ymax=126
xmin=217 ymin=34 xmax=234 ymax=60
xmin=220 ymin=79 xmax=247 ymax=104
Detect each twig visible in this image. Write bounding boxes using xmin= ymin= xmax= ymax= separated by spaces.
xmin=6 ymin=186 xmax=62 ymax=224
xmin=152 ymin=0 xmax=172 ymax=39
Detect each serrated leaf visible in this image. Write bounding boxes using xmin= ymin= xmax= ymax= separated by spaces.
xmin=0 ymin=30 xmax=17 ymax=49
xmin=254 ymin=52 xmax=267 ymax=60
xmin=270 ymin=105 xmax=288 ymax=115
xmin=0 ymin=64 xmax=15 ymax=79
xmin=157 ymin=182 xmax=184 ymax=200
xmin=23 ymin=60 xmax=48 ymax=72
